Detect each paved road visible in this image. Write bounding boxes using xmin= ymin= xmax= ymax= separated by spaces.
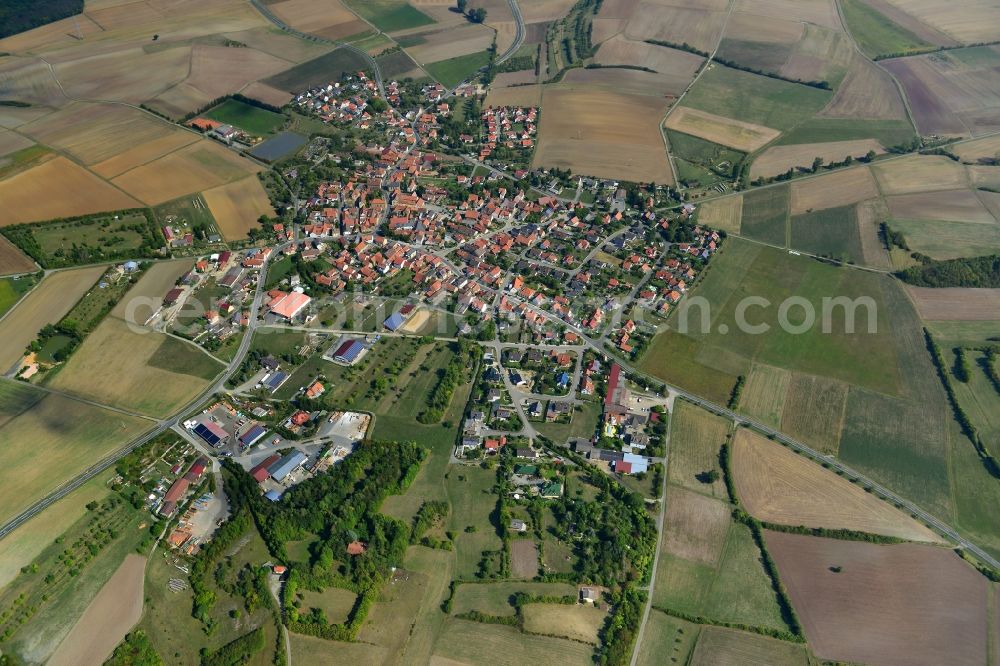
xmin=495 ymin=0 xmax=526 ymax=65
xmin=0 ymin=245 xmax=285 ymax=541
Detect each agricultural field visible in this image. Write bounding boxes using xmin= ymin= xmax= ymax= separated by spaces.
xmin=740 ymin=185 xmax=788 ymax=245
xmin=424 ymin=51 xmax=492 ymax=88
xmin=263 ymin=48 xmax=373 ymax=93
xmin=111 ymin=259 xmax=195 ymax=323
xmin=594 ymin=36 xmax=703 ymax=95
xmin=0 ymin=385 xmax=150 ymax=526
xmin=953 ymin=134 xmax=1000 ymax=163
xmin=820 ymin=53 xmax=910 ymax=122
xmin=905 ymin=286 xmax=1000 ymax=322
xmin=767 ymin=531 xmax=989 ymax=665
xmin=666 ymin=107 xmax=780 ymax=154
xmin=342 ymin=0 xmax=435 ymax=33
xmin=0 ymin=265 xmax=105 ymax=372
xmin=266 ymin=0 xmax=369 ymax=40
xmin=750 ymin=139 xmax=883 ymax=179
xmin=204 ymin=98 xmax=286 ymax=136
xmin=635 ymin=610 xmax=699 ymax=666
xmin=840 ymin=0 xmax=935 ymax=59
xmin=696 ymin=194 xmax=743 ymax=234
xmin=432 ymin=618 xmax=594 ymax=665
xmin=532 ymin=86 xmax=673 ymax=184
xmin=731 ymin=428 xmax=940 ymax=541
xmin=0 ymin=275 xmax=36 ymax=318
xmin=47 ymin=316 xmax=223 ymax=417
xmin=110 ymin=140 xmax=263 ymax=206
xmin=883 ymin=46 xmax=1000 ymax=137
xmin=521 ymin=603 xmax=606 ymax=644
xmin=202 ymin=176 xmax=276 ymax=240
xmin=666 ymin=400 xmax=731 ymax=500
xmin=788 ymin=165 xmax=879 ymax=214
xmin=872 ymin=154 xmax=969 ymax=195
xmin=451 ymin=582 xmax=577 ymax=616
xmin=620 ymin=3 xmax=728 ymax=53
xmin=736 ymin=363 xmax=790 ymax=428
xmin=789 ymin=204 xmax=865 ymax=264
xmin=690 ymin=626 xmax=808 ymax=666
xmin=680 ymin=64 xmax=833 ymax=132
xmin=888 ymin=218 xmax=1000 ymax=260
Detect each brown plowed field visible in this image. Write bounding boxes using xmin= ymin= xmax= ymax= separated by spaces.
xmin=876 ymin=0 xmax=1000 ymax=43
xmin=732 ymin=429 xmax=940 ymax=541
xmin=906 ymin=286 xmax=1000 ymax=321
xmin=0 ymin=235 xmax=36 ymax=275
xmin=821 ymin=55 xmax=909 ymax=119
xmin=887 ymin=189 xmax=996 ymax=224
xmin=766 ymin=531 xmax=988 ymax=666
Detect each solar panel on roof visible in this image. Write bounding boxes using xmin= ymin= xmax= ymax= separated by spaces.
xmin=194 ymin=423 xmax=221 ymax=446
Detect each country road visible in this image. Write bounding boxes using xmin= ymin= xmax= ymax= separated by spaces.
xmin=496 ymin=0 xmax=526 ymax=65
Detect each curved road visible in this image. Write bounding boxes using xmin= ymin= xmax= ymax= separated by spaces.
xmin=495 ymin=0 xmax=526 ymax=65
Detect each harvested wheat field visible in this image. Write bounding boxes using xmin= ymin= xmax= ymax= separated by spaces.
xmin=595 ymin=36 xmax=703 ymax=94
xmin=49 ymin=316 xmax=223 ymax=417
xmin=887 ymin=189 xmax=996 ymax=224
xmin=0 ymin=130 xmax=33 ymax=158
xmin=202 ymin=176 xmax=276 ymax=240
xmin=624 ymin=5 xmax=728 ymax=53
xmin=724 ymin=11 xmax=803 ymax=44
xmin=872 ymin=154 xmax=969 ymax=195
xmin=766 ymin=531 xmax=988 ymax=666
xmin=906 ymin=286 xmax=1000 ymax=321
xmin=592 ymin=18 xmax=626 ymax=44
xmin=510 ymin=539 xmax=539 ymax=579
xmin=696 ymin=195 xmax=743 ymax=234
xmin=690 ymin=626 xmax=808 ymax=666
xmin=521 ymin=604 xmax=606 ymax=644
xmin=407 ymin=24 xmax=494 ymax=64
xmin=667 ymin=400 xmax=731 ymax=499
xmin=533 ymin=87 xmax=672 ymax=184
xmin=666 ymin=107 xmax=780 ymax=153
xmin=112 ymin=140 xmax=261 ymax=205
xmin=47 ymin=554 xmax=146 ymax=666
xmin=780 ymin=24 xmax=853 ymax=85
xmin=789 ymin=166 xmax=879 ymax=214
xmin=0 ymin=57 xmax=67 ymax=109
xmin=19 ymin=102 xmax=181 ymax=166
xmin=182 ymin=44 xmax=291 ymax=100
xmin=223 ymin=26 xmax=335 ymax=63
xmin=732 ymin=428 xmax=939 ymax=541
xmin=663 ymin=486 xmax=731 ymax=564
xmin=737 ymin=363 xmax=789 ymax=428
xmin=0 ymin=156 xmax=141 ymax=225
xmin=751 ymin=140 xmax=883 ymax=179
xmin=734 ymin=0 xmax=840 ymax=30
xmin=820 ymin=55 xmax=909 ymax=120
xmin=0 ymin=266 xmax=105 ymax=371
xmin=519 ymin=0 xmax=580 ymax=22
xmin=90 ymin=131 xmax=200 ymax=179
xmin=0 ymin=235 xmax=36 ymax=275
xmin=561 ymin=67 xmax=680 ymax=97
xmin=877 ymin=0 xmax=1000 ymax=43
xmin=954 ymin=135 xmax=1000 ymax=163
xmin=241 ymin=81 xmax=294 ymax=108
xmin=52 ymin=45 xmax=192 ymax=104
xmin=268 ymin=0 xmax=362 ymax=36
xmin=862 ymin=0 xmax=958 ymax=46
xmin=112 ymin=259 xmax=196 ymax=324
xmin=486 ymin=83 xmax=542 ymax=107
xmin=856 ymin=199 xmax=892 ymax=269
xmin=778 ymin=373 xmax=848 ymax=454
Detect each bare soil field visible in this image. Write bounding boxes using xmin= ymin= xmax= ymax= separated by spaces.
xmin=0 ymin=266 xmax=105 ymax=370
xmin=112 ymin=140 xmax=262 ymax=205
xmin=491 ymin=70 xmax=537 ymax=88
xmin=0 ymin=130 xmax=33 ymax=158
xmin=241 ymin=81 xmax=294 ymax=108
xmin=591 ymin=18 xmax=626 ymax=44
xmin=406 ymin=24 xmax=494 ymax=64
xmin=666 ymin=107 xmax=780 ymax=153
xmin=856 ymin=198 xmax=892 ymax=269
xmin=696 ymin=195 xmax=743 ymax=234
xmin=971 ymin=165 xmax=1000 ymax=190
xmin=732 ymin=429 xmax=939 ymax=541
xmin=872 ymin=154 xmax=969 ymax=195
xmin=766 ymin=531 xmax=988 ymax=666
xmin=47 ymin=554 xmax=146 ymax=666
xmin=203 ymin=176 xmax=276 ymax=240
xmin=624 ymin=5 xmax=728 ymax=53
xmin=183 ymin=43 xmax=291 ymax=100
xmin=521 ymin=603 xmax=606 ymax=644
xmin=778 ymin=373 xmax=847 ymax=455
xmin=561 ymin=67 xmax=680 ymax=97
xmin=724 ymin=12 xmax=803 ymax=45
xmin=268 ymin=0 xmax=360 ymax=35
xmin=690 ymin=626 xmax=808 ymax=666
xmin=224 ymin=26 xmax=337 ymax=63
xmin=663 ymin=486 xmax=731 ymax=564
xmin=486 ymin=84 xmax=543 ymax=107
xmin=595 ymin=37 xmax=703 ymax=94
xmin=883 ymin=49 xmax=1000 ymax=136
xmin=887 ymin=189 xmax=996 ymax=224
xmin=789 ymin=166 xmax=879 ymax=214
xmin=112 ymin=259 xmax=196 ymax=323
xmin=820 ymin=55 xmax=908 ymax=119
xmin=780 ymin=25 xmax=853 ymax=85
xmin=53 ymin=45 xmax=192 ymax=104
xmin=0 ymin=235 xmax=36 ymax=275
xmin=510 ymin=539 xmax=539 ymax=578
xmin=751 ymin=140 xmax=883 ymax=179
xmin=906 ymin=286 xmax=1000 ymax=321
xmin=91 ymin=131 xmax=200 ymax=179
xmin=734 ymin=0 xmax=841 ymax=29
xmin=954 ymin=135 xmax=1000 ymax=163
xmin=667 ymin=400 xmax=731 ymax=499
xmin=0 ymin=156 xmax=142 ymax=225
xmin=877 ymin=0 xmax=1000 ymax=43
xmin=519 ymin=0 xmax=580 ymax=22
xmin=49 ymin=316 xmax=222 ymax=417
xmin=533 ymin=86 xmax=672 ymax=184
xmin=978 ymin=190 xmax=1000 ymax=222
xmin=0 ymin=57 xmax=68 ymax=109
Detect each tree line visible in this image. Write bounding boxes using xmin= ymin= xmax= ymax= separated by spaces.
xmin=896 ymin=255 xmax=1000 ymax=288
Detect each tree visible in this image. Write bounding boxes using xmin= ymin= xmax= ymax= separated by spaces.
xmin=469 ymin=7 xmax=487 ymax=22
xmin=456 ymin=0 xmax=467 ymax=12
xmin=811 ymin=157 xmax=824 ymax=173
xmin=863 ymin=150 xmax=877 ymax=163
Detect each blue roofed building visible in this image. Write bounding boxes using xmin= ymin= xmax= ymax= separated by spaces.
xmin=333 ymin=339 xmax=366 ymax=364
xmin=268 ymin=451 xmax=308 ymax=482
xmin=194 ymin=421 xmax=228 ymax=447
xmin=384 ymin=311 xmax=406 ymax=331
xmin=239 ymin=424 xmax=268 ymax=448
xmin=264 ymin=489 xmax=283 ymax=502
xmin=263 ymin=371 xmax=288 ymax=393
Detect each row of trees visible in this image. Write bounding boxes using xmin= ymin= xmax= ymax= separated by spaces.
xmin=896 ymin=254 xmax=1000 ymax=287
xmin=455 ymin=0 xmax=486 ymax=22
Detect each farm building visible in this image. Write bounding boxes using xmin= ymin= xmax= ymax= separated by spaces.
xmin=331 ymin=339 xmax=367 ymax=365
xmin=264 ymin=489 xmax=282 ymax=502
xmin=163 ymin=287 xmax=183 ymax=306
xmin=268 ymin=451 xmax=308 ymax=482
xmin=250 ymin=454 xmax=281 ymax=483
xmin=383 ymin=311 xmax=406 ymax=330
xmin=262 ymin=371 xmax=289 ymax=393
xmin=184 ymin=457 xmax=208 ymax=482
xmin=267 ymin=290 xmax=311 ymax=321
xmin=614 ymin=452 xmax=648 ymax=475
xmin=159 ymin=478 xmax=190 ymax=517
xmin=194 ymin=421 xmax=228 ymax=447
xmin=239 ymin=424 xmax=269 ymax=448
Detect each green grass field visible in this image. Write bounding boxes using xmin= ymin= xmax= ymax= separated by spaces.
xmin=447 ymin=465 xmax=502 ymax=580
xmin=690 ymin=626 xmax=809 ymax=665
xmin=433 ymin=618 xmax=594 ymax=665
xmin=299 ymin=587 xmax=357 ymax=624
xmin=343 ymin=0 xmax=434 ymax=32
xmin=716 ymin=39 xmax=793 ymax=74
xmin=451 ymin=582 xmax=577 ymax=616
xmin=775 ymin=117 xmax=916 ymax=147
xmin=204 ymin=98 xmax=285 ymax=135
xmin=681 ymin=65 xmax=832 ymax=131
xmin=8 ymin=214 xmax=154 ymax=268
xmin=636 ymin=610 xmax=700 ymax=666
xmin=741 ymin=186 xmax=789 ymax=246
xmin=0 ymin=276 xmax=35 ymax=319
xmin=841 ymin=0 xmax=934 ymax=59
xmin=887 ymin=219 xmax=1000 ymax=260
xmin=153 ymin=194 xmax=218 ymax=235
xmin=264 ymin=48 xmax=373 ymax=93
xmin=534 ymin=399 xmax=601 ymax=444
xmin=425 ymin=51 xmax=492 ymax=88
xmin=924 ymin=321 xmax=1000 ymax=347
xmin=790 ymin=204 xmax=865 ymax=263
